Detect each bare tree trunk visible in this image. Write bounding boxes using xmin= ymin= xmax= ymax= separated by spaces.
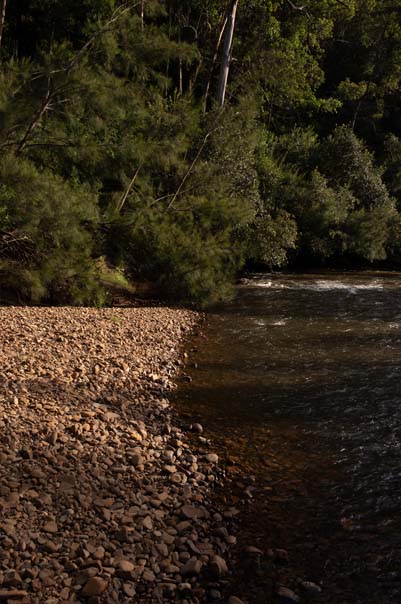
xmin=188 ymin=59 xmax=202 ymax=96
xmin=165 ymin=5 xmax=172 ymax=97
xmin=179 ymin=58 xmax=183 ymax=95
xmin=352 ymin=83 xmax=370 ymax=131
xmin=202 ymin=12 xmax=228 ymax=113
xmin=178 ymin=22 xmax=183 ymax=96
xmin=217 ymin=0 xmax=239 ymax=107
xmin=0 ymin=0 xmax=7 ymax=50
xmin=140 ymin=0 xmax=144 ymax=32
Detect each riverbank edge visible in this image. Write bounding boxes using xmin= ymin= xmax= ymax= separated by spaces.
xmin=0 ymin=305 xmax=243 ymax=604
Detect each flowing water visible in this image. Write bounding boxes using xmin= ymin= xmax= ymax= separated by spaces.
xmin=177 ymin=272 xmax=401 ymax=604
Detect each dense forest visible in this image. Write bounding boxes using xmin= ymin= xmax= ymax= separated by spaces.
xmin=1 ymin=0 xmax=401 ymax=305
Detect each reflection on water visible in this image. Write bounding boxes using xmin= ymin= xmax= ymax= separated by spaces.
xmin=177 ymin=272 xmax=401 ymax=604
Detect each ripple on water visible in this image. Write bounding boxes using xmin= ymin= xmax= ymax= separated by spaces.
xmin=182 ymin=272 xmax=401 ymax=604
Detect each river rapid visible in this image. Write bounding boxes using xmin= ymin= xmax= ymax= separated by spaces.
xmin=176 ymin=272 xmax=401 ymax=604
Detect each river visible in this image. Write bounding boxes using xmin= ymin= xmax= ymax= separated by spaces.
xmin=176 ymin=272 xmax=401 ymax=604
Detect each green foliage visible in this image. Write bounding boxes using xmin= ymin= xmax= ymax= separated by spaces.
xmin=1 ymin=0 xmax=401 ymax=306
xmin=0 ymin=155 xmax=103 ymax=304
xmin=318 ymin=127 xmax=390 ymax=209
xmin=250 ymin=211 xmax=297 ymax=268
xmin=248 ymin=125 xmax=396 ymax=266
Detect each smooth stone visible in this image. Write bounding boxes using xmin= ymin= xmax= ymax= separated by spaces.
xmin=142 ymin=516 xmax=153 ymax=530
xmin=209 ymin=555 xmax=228 ymax=577
xmin=276 ymin=586 xmax=300 ymax=603
xmin=82 ymin=577 xmax=108 ymax=596
xmin=243 ymin=545 xmax=263 ymax=556
xmin=117 ymin=560 xmax=135 ymax=573
xmin=300 ymin=581 xmax=322 ymax=594
xmin=123 ymin=582 xmax=136 ymax=597
xmin=181 ymin=505 xmax=204 ymax=520
xmin=276 ymin=548 xmax=289 ymax=562
xmin=43 ymin=521 xmax=58 ymax=533
xmin=181 ymin=558 xmax=203 ymax=577
xmin=130 ymin=454 xmax=143 ymax=467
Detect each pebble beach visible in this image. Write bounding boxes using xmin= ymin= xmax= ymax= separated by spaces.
xmin=0 ymin=307 xmax=239 ymax=604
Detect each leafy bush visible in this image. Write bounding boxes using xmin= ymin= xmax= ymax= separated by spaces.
xmin=0 ymin=155 xmax=103 ymax=303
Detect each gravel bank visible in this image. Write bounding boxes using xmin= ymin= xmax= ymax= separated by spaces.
xmin=0 ymin=307 xmax=238 ymax=604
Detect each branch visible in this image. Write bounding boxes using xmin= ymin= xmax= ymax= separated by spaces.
xmin=68 ymin=4 xmax=138 ymax=71
xmin=15 ymin=90 xmax=52 ymax=156
xmin=285 ymin=0 xmax=312 ymax=19
xmin=285 ymin=0 xmax=306 ymax=10
xmin=166 ymin=127 xmax=220 ymax=211
xmin=117 ymin=163 xmax=144 ymax=213
xmin=13 ymin=4 xmax=139 ymax=156
xmin=0 ymin=231 xmax=34 ymax=256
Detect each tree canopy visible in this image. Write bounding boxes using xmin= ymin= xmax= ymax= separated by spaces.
xmin=1 ymin=0 xmax=401 ymax=305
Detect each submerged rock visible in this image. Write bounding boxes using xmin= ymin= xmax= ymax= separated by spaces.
xmin=275 ymin=586 xmax=300 ymax=602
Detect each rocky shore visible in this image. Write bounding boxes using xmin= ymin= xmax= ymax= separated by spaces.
xmin=0 ymin=307 xmax=240 ymax=604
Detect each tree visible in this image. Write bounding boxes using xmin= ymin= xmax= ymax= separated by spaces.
xmin=217 ymin=0 xmax=239 ymax=106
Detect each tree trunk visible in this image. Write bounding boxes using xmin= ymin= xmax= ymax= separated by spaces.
xmin=0 ymin=0 xmax=7 ymax=50
xmin=202 ymin=12 xmax=228 ymax=113
xmin=217 ymin=0 xmax=239 ymax=107
xmin=140 ymin=1 xmax=144 ymax=32
xmin=179 ymin=58 xmax=183 ymax=95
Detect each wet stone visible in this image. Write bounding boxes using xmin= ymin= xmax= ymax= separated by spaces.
xmin=300 ymin=581 xmax=322 ymax=594
xmin=275 ymin=586 xmax=300 ymax=603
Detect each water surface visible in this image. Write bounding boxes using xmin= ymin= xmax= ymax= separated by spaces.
xmin=178 ymin=272 xmax=401 ymax=603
